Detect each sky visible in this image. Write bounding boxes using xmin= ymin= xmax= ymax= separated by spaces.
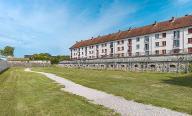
xmin=0 ymin=0 xmax=192 ymax=57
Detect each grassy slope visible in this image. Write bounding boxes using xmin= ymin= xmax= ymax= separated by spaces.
xmin=33 ymin=67 xmax=192 ymax=114
xmin=0 ymin=68 xmax=118 ymax=116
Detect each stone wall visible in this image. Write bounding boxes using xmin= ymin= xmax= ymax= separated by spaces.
xmin=59 ymin=54 xmax=192 ymax=73
xmin=8 ymin=60 xmax=51 ymax=67
xmin=0 ymin=60 xmax=9 ymax=73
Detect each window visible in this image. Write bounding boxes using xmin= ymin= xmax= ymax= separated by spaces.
xmin=117 ymin=47 xmax=120 ymax=51
xmin=102 ymin=43 xmax=107 ymax=47
xmin=155 ymin=50 xmax=159 ymax=55
xmin=136 ymin=52 xmax=139 ymax=56
xmin=102 ymin=49 xmax=104 ymax=53
xmin=96 ymin=45 xmax=99 ymax=49
xmin=105 ymin=49 xmax=107 ymax=53
xmin=128 ymin=46 xmax=132 ymax=51
xmin=173 ymin=40 xmax=180 ymax=47
xmin=162 ymin=33 xmax=166 ymax=38
xmin=155 ymin=42 xmax=159 ymax=47
xmin=121 ymin=47 xmax=124 ymax=50
xmin=121 ymin=40 xmax=124 ymax=44
xmin=89 ymin=46 xmax=93 ymax=49
xmin=188 ymin=28 xmax=192 ymax=34
xmin=188 ymin=38 xmax=192 ymax=44
xmin=145 ymin=44 xmax=149 ymax=50
xmin=155 ymin=34 xmax=159 ymax=39
xmin=174 ymin=30 xmax=180 ymax=39
xmin=173 ymin=49 xmax=180 ymax=54
xmin=128 ymin=53 xmax=132 ymax=56
xmin=136 ymin=37 xmax=140 ymax=42
xmin=136 ymin=44 xmax=140 ymax=49
xmin=162 ymin=41 xmax=166 ymax=46
xmin=144 ymin=36 xmax=149 ymax=42
xmin=145 ymin=51 xmax=149 ymax=56
xmin=110 ymin=42 xmax=113 ymax=47
xmin=82 ymin=52 xmax=84 ymax=55
xmin=110 ymin=48 xmax=113 ymax=53
xmin=128 ymin=39 xmax=132 ymax=44
xmin=121 ymin=53 xmax=124 ymax=57
xmin=188 ymin=47 xmax=192 ymax=53
xmin=117 ymin=41 xmax=120 ymax=45
xmin=162 ymin=50 xmax=166 ymax=54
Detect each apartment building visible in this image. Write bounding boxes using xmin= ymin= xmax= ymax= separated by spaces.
xmin=70 ymin=15 xmax=192 ymax=60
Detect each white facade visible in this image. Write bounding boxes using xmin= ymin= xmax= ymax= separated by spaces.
xmin=71 ymin=26 xmax=192 ymax=59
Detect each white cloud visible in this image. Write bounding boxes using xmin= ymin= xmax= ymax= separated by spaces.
xmin=0 ymin=0 xmax=138 ymax=56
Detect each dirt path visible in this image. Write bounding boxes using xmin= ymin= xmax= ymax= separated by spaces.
xmin=25 ymin=68 xmax=189 ymax=116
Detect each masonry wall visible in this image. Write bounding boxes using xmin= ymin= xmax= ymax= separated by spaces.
xmin=8 ymin=61 xmax=51 ymax=67
xmin=60 ymin=54 xmax=192 ymax=73
xmin=0 ymin=60 xmax=9 ymax=73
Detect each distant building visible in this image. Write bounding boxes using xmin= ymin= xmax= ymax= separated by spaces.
xmin=70 ymin=15 xmax=192 ymax=59
xmin=24 ymin=55 xmax=33 ymax=58
xmin=60 ymin=15 xmax=192 ymax=72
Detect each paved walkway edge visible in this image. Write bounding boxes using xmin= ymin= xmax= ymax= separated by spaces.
xmin=25 ymin=68 xmax=189 ymax=116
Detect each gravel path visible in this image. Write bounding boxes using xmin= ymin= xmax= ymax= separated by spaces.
xmin=25 ymin=68 xmax=189 ymax=116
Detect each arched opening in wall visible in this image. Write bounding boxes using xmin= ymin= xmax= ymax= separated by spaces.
xmin=150 ymin=64 xmax=156 ymax=68
xmin=134 ymin=64 xmax=138 ymax=68
xmin=101 ymin=65 xmax=104 ymax=67
xmin=121 ymin=65 xmax=125 ymax=68
xmin=110 ymin=65 xmax=114 ymax=68
xmin=86 ymin=65 xmax=88 ymax=67
xmin=170 ymin=64 xmax=176 ymax=68
xmin=93 ymin=64 xmax=95 ymax=67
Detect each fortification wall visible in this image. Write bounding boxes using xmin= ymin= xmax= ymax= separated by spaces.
xmin=0 ymin=60 xmax=9 ymax=73
xmin=8 ymin=61 xmax=51 ymax=67
xmin=59 ymin=54 xmax=192 ymax=73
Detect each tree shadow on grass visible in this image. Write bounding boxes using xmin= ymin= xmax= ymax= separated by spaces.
xmin=162 ymin=74 xmax=192 ymax=88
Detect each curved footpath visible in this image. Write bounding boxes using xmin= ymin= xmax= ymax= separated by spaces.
xmin=25 ymin=68 xmax=189 ymax=116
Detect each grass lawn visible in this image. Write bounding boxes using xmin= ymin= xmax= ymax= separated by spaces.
xmin=33 ymin=67 xmax=192 ymax=115
xmin=0 ymin=68 xmax=118 ymax=116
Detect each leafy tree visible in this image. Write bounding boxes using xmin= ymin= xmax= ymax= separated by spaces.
xmin=30 ymin=53 xmax=70 ymax=64
xmin=1 ymin=46 xmax=15 ymax=56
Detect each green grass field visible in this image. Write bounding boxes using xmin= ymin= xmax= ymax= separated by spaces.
xmin=0 ymin=68 xmax=118 ymax=116
xmin=33 ymin=67 xmax=192 ymax=114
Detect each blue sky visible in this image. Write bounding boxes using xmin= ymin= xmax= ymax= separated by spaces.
xmin=0 ymin=0 xmax=192 ymax=57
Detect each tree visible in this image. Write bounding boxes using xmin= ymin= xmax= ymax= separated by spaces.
xmin=1 ymin=46 xmax=15 ymax=56
xmin=30 ymin=53 xmax=70 ymax=64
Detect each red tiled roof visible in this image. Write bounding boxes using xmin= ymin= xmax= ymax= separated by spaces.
xmin=70 ymin=15 xmax=192 ymax=49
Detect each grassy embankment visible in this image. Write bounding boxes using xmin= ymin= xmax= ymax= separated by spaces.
xmin=33 ymin=67 xmax=192 ymax=114
xmin=0 ymin=68 xmax=118 ymax=116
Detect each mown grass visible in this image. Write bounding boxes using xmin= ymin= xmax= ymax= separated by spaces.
xmin=33 ymin=67 xmax=192 ymax=114
xmin=0 ymin=68 xmax=118 ymax=116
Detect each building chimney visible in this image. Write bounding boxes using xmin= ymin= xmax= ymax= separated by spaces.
xmin=128 ymin=27 xmax=132 ymax=31
xmin=170 ymin=17 xmax=175 ymax=22
xmin=153 ymin=21 xmax=157 ymax=26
